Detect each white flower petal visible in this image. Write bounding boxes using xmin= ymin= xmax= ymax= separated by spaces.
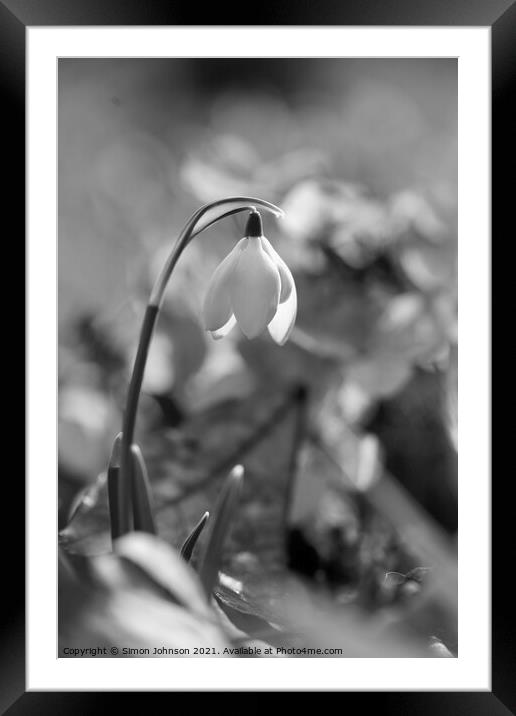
xmin=260 ymin=236 xmax=294 ymax=303
xmin=267 ymin=279 xmax=297 ymax=345
xmin=210 ymin=314 xmax=236 ymax=340
xmin=230 ymin=238 xmax=281 ymax=339
xmin=202 ymin=238 xmax=247 ymax=331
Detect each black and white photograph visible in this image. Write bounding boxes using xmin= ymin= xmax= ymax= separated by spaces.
xmin=57 ymin=56 xmax=459 ymax=659
xmin=7 ymin=5 xmax=505 ymax=706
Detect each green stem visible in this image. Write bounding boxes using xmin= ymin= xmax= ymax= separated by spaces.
xmin=115 ymin=196 xmax=283 ymax=539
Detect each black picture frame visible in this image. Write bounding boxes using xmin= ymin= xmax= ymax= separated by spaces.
xmin=8 ymin=0 xmax=508 ymax=711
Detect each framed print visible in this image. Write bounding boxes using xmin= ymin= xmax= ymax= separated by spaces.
xmin=7 ymin=0 xmax=509 ymax=710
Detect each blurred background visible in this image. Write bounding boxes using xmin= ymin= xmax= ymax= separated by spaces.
xmin=58 ymin=58 xmax=458 ymax=656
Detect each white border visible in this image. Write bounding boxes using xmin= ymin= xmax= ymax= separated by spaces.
xmin=27 ymin=27 xmax=490 ymax=691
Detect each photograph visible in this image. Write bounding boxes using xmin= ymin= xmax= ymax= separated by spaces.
xmin=2 ymin=0 xmax=503 ymax=703
xmin=57 ymin=56 xmax=459 ymax=660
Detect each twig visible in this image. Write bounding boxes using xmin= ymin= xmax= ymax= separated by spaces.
xmin=282 ymin=385 xmax=309 ymax=531
xmin=158 ymin=387 xmax=305 ymax=508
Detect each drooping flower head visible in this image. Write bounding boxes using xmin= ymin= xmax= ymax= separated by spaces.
xmin=202 ymin=210 xmax=297 ymax=344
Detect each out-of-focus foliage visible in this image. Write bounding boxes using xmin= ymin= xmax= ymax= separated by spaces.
xmin=59 ymin=533 xmax=230 ymax=656
xmin=59 ymin=59 xmax=457 ymax=657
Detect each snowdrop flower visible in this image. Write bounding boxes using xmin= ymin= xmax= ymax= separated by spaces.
xmin=203 ymin=210 xmax=297 ymax=344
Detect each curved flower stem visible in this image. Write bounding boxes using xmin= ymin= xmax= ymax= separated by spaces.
xmin=114 ymin=197 xmax=283 ymax=538
xmin=148 ymin=197 xmax=283 ymax=307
